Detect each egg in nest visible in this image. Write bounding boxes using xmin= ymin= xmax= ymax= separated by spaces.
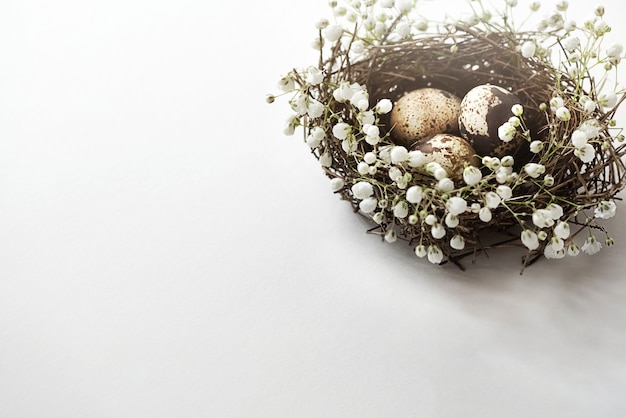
xmin=389 ymin=88 xmax=462 ymax=147
xmin=458 ymin=84 xmax=526 ymax=158
xmin=411 ymin=133 xmax=480 ymax=180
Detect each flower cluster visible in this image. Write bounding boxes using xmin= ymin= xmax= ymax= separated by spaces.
xmin=268 ymin=0 xmax=626 ymax=271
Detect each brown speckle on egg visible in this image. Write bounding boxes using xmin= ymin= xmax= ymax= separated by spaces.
xmin=389 ymin=88 xmax=462 ymax=147
xmin=411 ymin=133 xmax=480 ymax=180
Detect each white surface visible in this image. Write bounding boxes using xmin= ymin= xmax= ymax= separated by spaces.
xmin=1 ymin=1 xmax=626 ymax=417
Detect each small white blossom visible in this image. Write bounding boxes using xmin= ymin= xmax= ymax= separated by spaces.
xmin=351 ymin=181 xmax=374 ymax=199
xmin=598 ymin=92 xmax=618 ymax=109
xmin=574 ymin=143 xmax=596 ymax=163
xmin=521 ymin=41 xmax=536 ymax=58
xmin=498 ymin=121 xmax=517 ymax=142
xmin=496 ymin=185 xmax=513 ymax=200
xmin=390 ymin=146 xmax=409 ymax=164
xmin=320 ymin=152 xmax=332 ymax=167
xmin=324 ymin=25 xmax=344 ymax=42
xmin=546 ymin=203 xmax=564 ymax=220
xmin=594 ymin=200 xmax=617 ymax=219
xmin=544 ymin=238 xmax=566 ymax=259
xmin=532 ymin=208 xmax=555 ymax=228
xmin=554 ymin=221 xmax=571 ymax=239
xmin=396 ymin=0 xmax=412 ymax=14
xmin=511 ymin=104 xmax=524 ymax=116
xmin=521 ymin=229 xmax=540 ymax=250
xmin=425 ymin=214 xmax=437 ymax=226
xmin=415 ymin=244 xmax=427 ymax=258
xmin=567 ymin=241 xmax=580 ymax=256
xmin=341 ymin=138 xmax=357 ymax=153
xmin=408 ymin=150 xmax=428 ymax=168
xmin=277 ymin=74 xmax=295 ymax=92
xmin=359 ymin=110 xmax=376 ymax=126
xmin=544 ymin=174 xmax=555 ymax=187
xmin=364 ymin=152 xmax=377 ymax=164
xmin=450 ymin=235 xmax=466 ymax=250
xmin=385 ymin=229 xmax=397 ymax=243
xmin=359 ymin=197 xmax=378 ymax=213
xmin=357 ymin=161 xmax=370 ymax=175
xmin=306 ymin=66 xmax=324 ymax=85
xmin=332 ymin=122 xmax=351 ymax=140
xmin=562 ymin=35 xmax=580 ymax=52
xmin=394 ymin=201 xmax=409 ymax=218
xmin=524 ymin=163 xmax=545 ymax=178
xmin=555 ymin=106 xmax=571 ymax=121
xmin=375 ymin=98 xmax=393 ymax=114
xmin=306 ymin=99 xmax=325 ymax=119
xmin=484 ymin=191 xmax=501 ymax=209
xmin=445 ymin=213 xmax=460 ymax=228
xmin=350 ymin=89 xmax=370 ymax=111
xmin=571 ymin=129 xmax=588 ymax=148
xmin=306 ymin=127 xmax=325 ymax=148
xmin=315 ymin=18 xmax=329 ymax=30
xmin=579 ymin=119 xmax=601 ymax=139
xmin=479 ymin=207 xmax=492 ymax=222
xmin=607 ymin=43 xmax=624 ymax=58
xmin=372 ymin=212 xmax=384 ymax=224
xmin=388 ymin=166 xmax=402 ymax=182
xmin=550 ymin=97 xmax=564 ymax=112
xmin=530 ymin=140 xmax=544 ymax=153
xmin=581 ymin=235 xmax=602 ymax=255
xmin=330 ymin=177 xmax=345 ymax=192
xmin=431 ymin=223 xmax=446 ymax=239
xmin=406 ymin=185 xmax=423 ymax=204
xmin=437 ymin=178 xmax=455 ymax=192
xmin=463 ymin=165 xmax=482 ymax=186
xmin=446 ymin=196 xmax=468 ymax=216
xmin=427 ymin=245 xmax=444 ymax=264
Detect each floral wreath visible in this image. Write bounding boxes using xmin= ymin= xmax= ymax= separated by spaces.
xmin=268 ymin=0 xmax=626 ymax=272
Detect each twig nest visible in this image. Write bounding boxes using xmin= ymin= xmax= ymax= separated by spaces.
xmin=390 ymin=88 xmax=462 ymax=147
xmin=411 ymin=134 xmax=479 ymax=180
xmin=458 ymin=84 xmax=526 ymax=158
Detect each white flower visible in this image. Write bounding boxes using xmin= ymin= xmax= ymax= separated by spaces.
xmin=524 ymin=163 xmax=545 ymax=178
xmin=320 ymin=152 xmax=332 ymax=167
xmin=427 ymin=245 xmax=444 ymax=264
xmin=436 ymin=178 xmax=455 ymax=192
xmin=445 ymin=213 xmax=459 ymax=228
xmin=532 ymin=209 xmax=554 ymax=228
xmin=394 ymin=201 xmax=409 ymax=218
xmin=396 ymin=0 xmax=413 ymax=14
xmin=364 ymin=152 xmax=377 ymax=164
xmin=332 ymin=122 xmax=351 ymax=140
xmin=607 ymin=43 xmax=624 ymax=58
xmin=571 ymin=129 xmax=588 ymax=148
xmin=574 ymin=143 xmax=595 ymax=163
xmin=341 ymin=138 xmax=357 ymax=153
xmin=425 ymin=162 xmax=448 ymax=180
xmin=415 ymin=244 xmax=427 ymax=258
xmin=306 ymin=66 xmax=324 ymax=85
xmin=385 ymin=229 xmax=397 ymax=243
xmin=388 ymin=166 xmax=402 ymax=182
xmin=450 ymin=235 xmax=466 ymax=250
xmin=479 ymin=207 xmax=492 ymax=222
xmin=554 ymin=221 xmax=571 ymax=239
xmin=330 ymin=177 xmax=344 ymax=192
xmin=277 ymin=74 xmax=295 ymax=92
xmin=333 ymin=82 xmax=356 ymax=102
xmin=406 ymin=185 xmax=423 ymax=204
xmin=529 ymin=140 xmax=543 ymax=153
xmin=357 ymin=161 xmax=370 ymax=175
xmin=521 ymin=41 xmax=536 ymax=58
xmin=425 ymin=214 xmax=437 ymax=226
xmin=381 ymin=0 xmax=395 ymax=8
xmin=594 ymin=200 xmax=617 ymax=219
xmin=372 ymin=212 xmax=384 ymax=224
xmin=364 ymin=124 xmax=381 ymax=145
xmin=306 ymin=126 xmax=325 ymax=148
xmin=351 ymin=181 xmax=374 ymax=199
xmin=350 ymin=89 xmax=370 ymax=111
xmin=408 ymin=150 xmax=428 ymax=168
xmin=544 ymin=175 xmax=555 ymax=187
xmin=567 ymin=241 xmax=580 ymax=256
xmin=579 ymin=119 xmax=601 ymax=139
xmin=498 ymin=122 xmax=517 ymax=142
xmin=315 ymin=18 xmax=329 ymax=30
xmin=544 ymin=238 xmax=566 ymax=259
xmin=359 ymin=110 xmax=376 ymax=126
xmin=521 ymin=229 xmax=539 ymax=250
xmin=324 ymin=25 xmax=344 ymax=42
xmin=546 ymin=203 xmax=564 ymax=220
xmin=390 ymin=146 xmax=409 ymax=164
xmin=395 ymin=21 xmax=411 ymax=38
xmin=306 ymin=99 xmax=324 ymax=119
xmin=463 ymin=166 xmax=482 ymax=186
xmin=584 ymin=100 xmax=597 ymax=113
xmin=375 ymin=98 xmax=393 ymax=114
xmin=598 ymin=92 xmax=618 ymax=109
xmin=550 ymin=97 xmax=564 ymax=111
xmin=283 ymin=114 xmax=299 ymax=136
xmin=581 ymin=235 xmax=602 ymax=255
xmin=496 ymin=185 xmax=513 ymax=200
xmin=446 ymin=196 xmax=468 ymax=216
xmin=359 ymin=197 xmax=378 ymax=213
xmin=511 ymin=104 xmax=524 ymax=116
xmin=484 ymin=191 xmax=501 ymax=209
xmin=431 ymin=223 xmax=446 ymax=239
xmin=562 ymin=35 xmax=580 ymax=52
xmin=555 ymin=106 xmax=571 ymax=121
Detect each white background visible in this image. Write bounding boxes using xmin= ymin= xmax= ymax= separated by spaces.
xmin=2 ymin=0 xmax=626 ymax=417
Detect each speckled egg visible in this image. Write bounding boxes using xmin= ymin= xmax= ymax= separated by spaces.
xmin=458 ymin=84 xmax=524 ymax=158
xmin=389 ymin=88 xmax=462 ymax=147
xmin=411 ymin=133 xmax=480 ymax=180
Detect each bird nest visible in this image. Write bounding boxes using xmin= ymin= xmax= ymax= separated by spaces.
xmin=270 ymin=1 xmax=626 ymax=271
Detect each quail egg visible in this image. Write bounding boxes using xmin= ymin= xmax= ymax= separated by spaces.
xmin=389 ymin=88 xmax=462 ymax=147
xmin=458 ymin=84 xmax=525 ymax=158
xmin=411 ymin=133 xmax=480 ymax=180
